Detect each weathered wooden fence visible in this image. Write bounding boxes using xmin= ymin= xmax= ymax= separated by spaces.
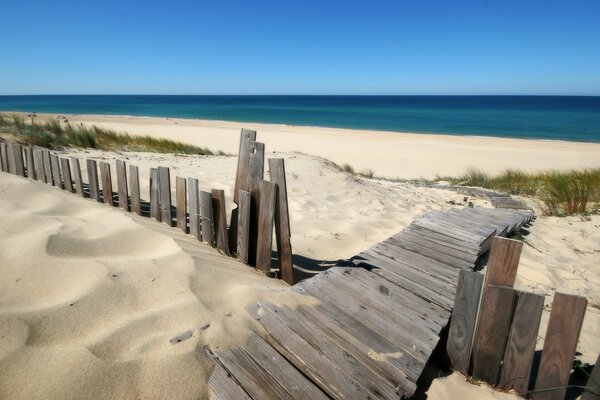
xmin=447 ymin=236 xmax=593 ymax=400
xmin=0 ymin=130 xmax=294 ymax=284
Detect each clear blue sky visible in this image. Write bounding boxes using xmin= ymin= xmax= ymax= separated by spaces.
xmin=1 ymin=0 xmax=599 ymax=95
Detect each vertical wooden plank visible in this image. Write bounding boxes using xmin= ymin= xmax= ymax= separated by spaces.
xmin=176 ymin=176 xmax=187 ymax=233
xmin=211 ymin=189 xmax=230 ymax=256
xmin=158 ymin=166 xmax=172 ymax=226
xmin=7 ymin=144 xmax=16 ymax=174
xmin=116 ymin=160 xmax=129 ymax=211
xmin=498 ymin=291 xmax=545 ymax=393
xmin=13 ymin=144 xmax=25 ymax=176
xmin=129 ymin=165 xmax=141 ymax=215
xmin=25 ymin=147 xmax=35 ymax=179
xmin=472 ymin=285 xmax=516 ymax=385
xmin=269 ymin=158 xmax=294 ymax=284
xmin=200 ymin=191 xmax=214 ymax=245
xmin=99 ymin=161 xmax=113 ymax=205
xmin=71 ymin=158 xmax=84 ymax=196
xmin=87 ymin=159 xmax=100 ymax=201
xmin=188 ymin=178 xmax=200 ymax=239
xmin=237 ymin=190 xmax=251 ymax=264
xmin=33 ymin=149 xmax=45 ymax=181
xmin=256 ymin=180 xmax=276 ymax=274
xmin=0 ymin=143 xmax=8 ymax=172
xmin=582 ymin=353 xmax=600 ymax=400
xmin=485 ymin=237 xmax=523 ymax=288
xmin=248 ymin=141 xmax=265 ymax=265
xmin=42 ymin=149 xmax=52 ymax=184
xmin=534 ymin=292 xmax=588 ymax=400
xmin=447 ymin=270 xmax=485 ymax=373
xmin=60 ymin=158 xmax=73 ymax=192
xmin=150 ymin=168 xmax=160 ymax=221
xmin=50 ymin=154 xmax=62 ymax=188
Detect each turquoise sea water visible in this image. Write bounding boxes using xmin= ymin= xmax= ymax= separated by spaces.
xmin=0 ymin=95 xmax=599 ymax=142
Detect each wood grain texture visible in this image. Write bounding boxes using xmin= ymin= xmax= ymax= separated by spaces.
xmin=158 ymin=166 xmax=172 ymax=225
xmin=484 ymin=237 xmax=523 ymax=288
xmin=200 ymin=190 xmax=214 ymax=245
xmin=129 ymin=165 xmax=141 ymax=215
xmin=237 ymin=190 xmax=251 ymax=264
xmin=447 ymin=270 xmax=484 ymax=373
xmin=12 ymin=144 xmax=25 ymax=176
xmin=42 ymin=150 xmax=52 ymax=184
xmin=208 ymin=362 xmax=252 ymax=400
xmin=0 ymin=143 xmax=7 ymax=172
xmin=472 ymin=285 xmax=516 ymax=385
xmin=87 ymin=159 xmax=100 ymax=201
xmin=176 ymin=176 xmax=187 ymax=233
xmin=116 ymin=160 xmax=129 ymax=211
xmin=248 ymin=141 xmax=265 ymax=265
xmin=150 ymin=167 xmax=160 ymax=221
xmin=99 ymin=161 xmax=113 ymax=205
xmin=498 ymin=290 xmax=544 ymax=394
xmin=187 ymin=178 xmax=200 ymax=239
xmin=6 ymin=144 xmax=15 ymax=174
xmin=256 ymin=180 xmax=276 ymax=274
xmin=211 ymin=189 xmax=230 ymax=256
xmin=582 ymin=353 xmax=600 ymax=400
xmin=25 ymin=147 xmax=35 ymax=179
xmin=60 ymin=158 xmax=73 ymax=192
xmin=71 ymin=157 xmax=84 ymax=196
xmin=269 ymin=158 xmax=294 ymax=284
xmin=34 ymin=149 xmax=45 ymax=182
xmin=534 ymin=292 xmax=588 ymax=400
xmin=50 ymin=154 xmax=62 ymax=188
xmin=233 ymin=129 xmax=257 ymax=204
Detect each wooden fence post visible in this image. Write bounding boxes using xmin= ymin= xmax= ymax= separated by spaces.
xmin=484 ymin=237 xmax=523 ymax=287
xmin=158 ymin=166 xmax=172 ymax=226
xmin=237 ymin=190 xmax=251 ymax=264
xmin=446 ymin=270 xmax=484 ymax=373
xmin=50 ymin=154 xmax=62 ymax=188
xmin=188 ymin=178 xmax=201 ymax=240
xmin=0 ymin=143 xmax=8 ymax=172
xmin=534 ymin=292 xmax=587 ymax=400
xmin=42 ymin=150 xmax=52 ymax=184
xmin=60 ymin=158 xmax=73 ymax=192
xmin=269 ymin=158 xmax=293 ymax=284
xmin=7 ymin=144 xmax=16 ymax=174
xmin=87 ymin=159 xmax=100 ymax=201
xmin=116 ymin=160 xmax=129 ymax=211
xmin=150 ymin=167 xmax=160 ymax=221
xmin=212 ymin=189 xmax=230 ymax=255
xmin=25 ymin=147 xmax=35 ymax=179
xmin=582 ymin=353 xmax=600 ymax=400
xmin=33 ymin=149 xmax=45 ymax=182
xmin=100 ymin=161 xmax=113 ymax=205
xmin=12 ymin=144 xmax=25 ymax=176
xmin=176 ymin=176 xmax=187 ymax=233
xmin=256 ymin=180 xmax=276 ymax=274
xmin=200 ymin=191 xmax=214 ymax=245
xmin=71 ymin=157 xmax=84 ymax=196
xmin=129 ymin=165 xmax=141 ymax=215
xmin=248 ymin=141 xmax=265 ymax=265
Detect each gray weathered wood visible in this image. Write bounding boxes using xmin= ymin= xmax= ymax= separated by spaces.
xmin=129 ymin=165 xmax=141 ymax=215
xmin=498 ymin=291 xmax=544 ymax=393
xmin=42 ymin=150 xmax=52 ymax=184
xmin=472 ymin=285 xmax=516 ymax=385
xmin=208 ymin=361 xmax=252 ymax=400
xmin=7 ymin=144 xmax=15 ymax=174
xmin=12 ymin=144 xmax=25 ymax=176
xmin=71 ymin=158 xmax=84 ymax=196
xmin=25 ymin=147 xmax=35 ymax=179
xmin=233 ymin=129 xmax=257 ymax=203
xmin=60 ymin=158 xmax=73 ymax=192
xmin=256 ymin=180 xmax=276 ymax=274
xmin=212 ymin=189 xmax=230 ymax=256
xmin=158 ymin=166 xmax=172 ymax=225
xmin=176 ymin=176 xmax=187 ymax=233
xmin=33 ymin=148 xmax=45 ymax=181
xmin=582 ymin=353 xmax=600 ymax=400
xmin=484 ymin=237 xmax=523 ymax=288
xmin=50 ymin=154 xmax=62 ymax=188
xmin=447 ymin=270 xmax=484 ymax=373
xmin=116 ymin=160 xmax=128 ymax=211
xmin=269 ymin=158 xmax=294 ymax=284
xmin=248 ymin=141 xmax=265 ymax=265
xmin=200 ymin=190 xmax=214 ymax=245
xmin=188 ymin=178 xmax=200 ymax=239
xmin=0 ymin=143 xmax=7 ymax=172
xmin=150 ymin=167 xmax=160 ymax=221
xmin=534 ymin=292 xmax=588 ymax=400
xmin=87 ymin=159 xmax=100 ymax=201
xmin=99 ymin=161 xmax=113 ymax=205
xmin=237 ymin=190 xmax=251 ymax=264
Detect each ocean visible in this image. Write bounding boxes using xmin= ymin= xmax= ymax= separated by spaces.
xmin=0 ymin=95 xmax=599 ymax=142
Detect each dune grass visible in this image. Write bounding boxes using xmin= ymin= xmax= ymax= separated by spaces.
xmin=0 ymin=114 xmax=221 ymax=155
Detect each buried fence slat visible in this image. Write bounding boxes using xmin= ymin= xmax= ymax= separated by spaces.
xmin=50 ymin=154 xmax=62 ymax=188
xmin=485 ymin=237 xmax=523 ymax=288
xmin=534 ymin=292 xmax=588 ymax=400
xmin=60 ymin=158 xmax=73 ymax=192
xmin=25 ymin=147 xmax=35 ymax=179
xmin=471 ymin=285 xmax=516 ymax=386
xmin=129 ymin=165 xmax=141 ymax=215
xmin=100 ymin=161 xmax=113 ymax=205
xmin=43 ymin=150 xmax=52 ymax=184
xmin=582 ymin=353 xmax=600 ymax=400
xmin=237 ymin=190 xmax=251 ymax=264
xmin=248 ymin=141 xmax=265 ymax=265
xmin=87 ymin=159 xmax=100 ymax=201
xmin=200 ymin=190 xmax=214 ymax=245
xmin=0 ymin=143 xmax=8 ymax=172
xmin=188 ymin=178 xmax=200 ymax=239
xmin=269 ymin=158 xmax=293 ymax=284
xmin=116 ymin=160 xmax=129 ymax=211
xmin=71 ymin=158 xmax=84 ymax=196
xmin=7 ymin=144 xmax=16 ymax=174
xmin=34 ymin=149 xmax=45 ymax=182
xmin=446 ymin=270 xmax=485 ymax=373
xmin=211 ymin=189 xmax=230 ymax=256
xmin=13 ymin=144 xmax=25 ymax=176
xmin=158 ymin=166 xmax=172 ymax=226
xmin=150 ymin=168 xmax=160 ymax=221
xmin=498 ymin=291 xmax=544 ymax=394
xmin=256 ymin=180 xmax=276 ymax=274
xmin=176 ymin=176 xmax=187 ymax=233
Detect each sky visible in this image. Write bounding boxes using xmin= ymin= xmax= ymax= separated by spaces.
xmin=0 ymin=0 xmax=599 ymax=95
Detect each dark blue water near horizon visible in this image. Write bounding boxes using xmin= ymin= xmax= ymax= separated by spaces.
xmin=1 ymin=95 xmax=599 ymax=142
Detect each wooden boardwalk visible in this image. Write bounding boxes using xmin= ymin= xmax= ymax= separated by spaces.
xmin=209 ymin=206 xmax=534 ymax=399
